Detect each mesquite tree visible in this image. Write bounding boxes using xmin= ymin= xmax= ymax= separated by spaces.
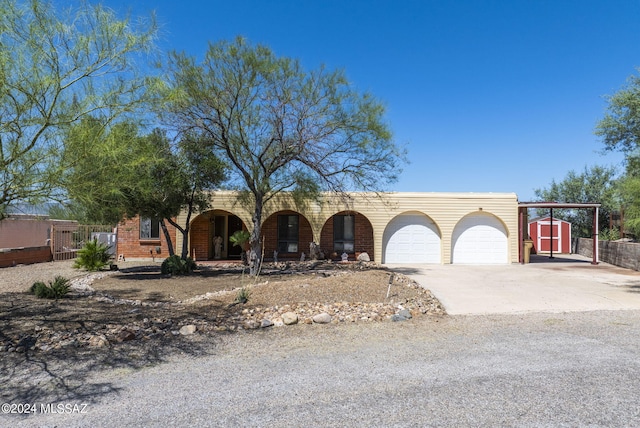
xmin=0 ymin=0 xmax=156 ymax=217
xmin=160 ymin=37 xmax=405 ymax=274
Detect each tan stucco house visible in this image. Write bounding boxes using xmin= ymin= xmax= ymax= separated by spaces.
xmin=117 ymin=191 xmax=519 ymax=264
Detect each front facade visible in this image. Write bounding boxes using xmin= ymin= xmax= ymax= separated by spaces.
xmin=123 ymin=191 xmax=518 ymax=265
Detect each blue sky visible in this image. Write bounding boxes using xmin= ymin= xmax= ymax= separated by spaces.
xmin=103 ymin=0 xmax=640 ymax=201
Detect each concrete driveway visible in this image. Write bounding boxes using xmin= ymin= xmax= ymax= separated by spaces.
xmin=389 ymin=254 xmax=640 ymax=315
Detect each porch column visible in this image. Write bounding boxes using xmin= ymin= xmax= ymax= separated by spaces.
xmin=592 ymin=206 xmax=599 ymax=265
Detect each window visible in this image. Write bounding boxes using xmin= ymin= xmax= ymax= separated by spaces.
xmin=277 ymin=215 xmax=299 ymax=253
xmin=140 ymin=217 xmax=160 ymax=239
xmin=334 ymin=215 xmax=355 ymax=253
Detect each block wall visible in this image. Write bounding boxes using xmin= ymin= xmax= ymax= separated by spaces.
xmin=574 ymin=237 xmax=640 ymax=271
xmin=0 ymin=246 xmax=52 ymax=268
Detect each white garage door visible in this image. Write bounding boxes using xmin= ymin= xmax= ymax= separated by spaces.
xmin=452 ymin=214 xmax=508 ymax=264
xmin=384 ymin=214 xmax=441 ymax=264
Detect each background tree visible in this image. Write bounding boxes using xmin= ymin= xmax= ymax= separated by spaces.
xmin=595 ymin=69 xmax=640 ymax=236
xmin=62 ymin=117 xmax=155 ymax=225
xmin=160 ymin=37 xmax=405 ymax=273
xmin=533 ymin=165 xmax=617 ymax=238
xmin=0 ymin=0 xmax=156 ymax=218
xmin=126 ymin=131 xmax=227 ymax=259
xmin=63 ymin=120 xmax=226 ymax=259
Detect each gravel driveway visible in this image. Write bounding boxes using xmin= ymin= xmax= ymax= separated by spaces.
xmin=7 ymin=310 xmax=640 ymax=427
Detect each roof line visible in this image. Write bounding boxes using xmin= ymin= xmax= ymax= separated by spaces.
xmin=518 ymin=202 xmax=601 ymax=208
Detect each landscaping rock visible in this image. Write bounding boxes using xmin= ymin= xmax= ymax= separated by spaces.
xmin=312 ymin=313 xmax=332 ymax=324
xmin=261 ymin=319 xmax=274 ymax=328
xmin=243 ymin=320 xmax=260 ymax=330
xmin=180 ymin=324 xmax=197 ymax=335
xmin=282 ymin=312 xmax=299 ymax=325
xmin=117 ymin=329 xmax=136 ymax=342
xmin=89 ymin=334 xmax=109 ymax=347
xmin=391 ymin=309 xmax=412 ymax=322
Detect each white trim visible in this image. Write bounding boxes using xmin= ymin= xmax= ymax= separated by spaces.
xmin=532 ymin=218 xmax=569 ymax=253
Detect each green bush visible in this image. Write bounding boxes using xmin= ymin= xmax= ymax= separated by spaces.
xmin=30 ymin=276 xmax=71 ymax=299
xmin=599 ymin=228 xmax=621 ymax=241
xmin=235 ymin=286 xmax=251 ymax=304
xmin=161 ymin=255 xmax=196 ymax=275
xmin=74 ymin=239 xmax=112 ymax=271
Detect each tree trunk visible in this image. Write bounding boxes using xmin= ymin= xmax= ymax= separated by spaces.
xmin=181 ymin=215 xmax=193 ymax=260
xmin=249 ymin=195 xmax=264 ymax=276
xmin=165 ymin=201 xmax=194 ymax=261
xmin=159 ymin=219 xmax=175 ymax=256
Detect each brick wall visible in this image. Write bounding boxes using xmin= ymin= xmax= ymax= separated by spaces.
xmin=189 ymin=215 xmax=211 ymax=261
xmin=117 ymin=217 xmax=177 ymax=259
xmin=0 ymin=246 xmax=52 ymax=268
xmin=320 ymin=212 xmax=374 ymax=261
xmin=262 ymin=211 xmax=313 ymax=261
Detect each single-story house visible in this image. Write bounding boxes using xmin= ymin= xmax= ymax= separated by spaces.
xmin=117 ymin=191 xmax=519 ymax=264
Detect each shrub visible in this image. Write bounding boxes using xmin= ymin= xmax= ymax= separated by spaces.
xmin=599 ymin=228 xmax=621 ymax=241
xmin=161 ymin=255 xmax=196 ymax=275
xmin=74 ymin=239 xmax=112 ymax=271
xmin=235 ymin=286 xmax=251 ymax=304
xmin=30 ymin=276 xmax=71 ymax=299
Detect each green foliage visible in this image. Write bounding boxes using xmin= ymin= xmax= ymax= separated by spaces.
xmin=599 ymin=228 xmax=621 ymax=241
xmin=235 ymin=287 xmax=251 ymax=304
xmin=0 ymin=0 xmax=157 ymax=216
xmin=594 ymin=70 xmax=640 ymax=237
xmin=63 ymin=118 xmax=162 ymax=224
xmin=533 ymin=165 xmax=618 ymax=238
xmin=74 ymin=239 xmax=112 ymax=271
xmin=161 ymin=255 xmax=196 ymax=276
xmin=596 ymin=71 xmax=640 ymax=157
xmin=30 ymin=276 xmax=70 ymax=299
xmin=615 ymin=176 xmax=640 ymax=237
xmin=160 ymin=36 xmax=405 ymax=273
xmin=229 ymin=230 xmax=250 ymax=248
xmin=63 ymin=122 xmax=227 ymax=258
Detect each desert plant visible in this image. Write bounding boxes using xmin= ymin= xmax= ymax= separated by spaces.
xmin=235 ymin=286 xmax=251 ymax=304
xmin=600 ymin=228 xmax=621 ymax=241
xmin=30 ymin=276 xmax=70 ymax=299
xmin=74 ymin=239 xmax=112 ymax=271
xmin=230 ymin=230 xmax=251 ymax=266
xmin=229 ymin=230 xmax=250 ymax=249
xmin=161 ymin=255 xmax=196 ymax=275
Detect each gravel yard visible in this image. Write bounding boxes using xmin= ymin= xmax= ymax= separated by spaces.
xmin=0 ymin=259 xmax=444 ymax=405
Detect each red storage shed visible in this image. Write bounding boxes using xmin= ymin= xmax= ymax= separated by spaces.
xmin=528 ymin=217 xmax=571 ymax=254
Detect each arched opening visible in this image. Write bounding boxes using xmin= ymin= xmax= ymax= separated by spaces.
xmin=382 ymin=212 xmax=441 ymax=264
xmin=261 ymin=210 xmax=313 ymax=261
xmin=189 ymin=210 xmax=247 ymax=261
xmin=451 ymin=211 xmax=508 ymax=264
xmin=320 ymin=211 xmax=374 ymax=261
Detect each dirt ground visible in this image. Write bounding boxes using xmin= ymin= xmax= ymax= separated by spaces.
xmin=91 ymin=262 xmax=428 ymax=306
xmin=0 ymin=260 xmax=446 ymax=403
xmin=0 ymin=260 xmax=444 ymax=350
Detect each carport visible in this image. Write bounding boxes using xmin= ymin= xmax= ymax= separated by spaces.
xmin=518 ymin=202 xmax=601 ymax=265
